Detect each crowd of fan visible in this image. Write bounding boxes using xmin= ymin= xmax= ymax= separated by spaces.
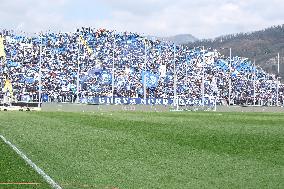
xmin=0 ymin=27 xmax=283 ymax=106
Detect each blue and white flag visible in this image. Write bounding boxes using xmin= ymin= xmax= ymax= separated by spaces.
xmin=100 ymin=71 xmax=112 ymax=85
xmin=215 ymin=59 xmax=229 ymax=71
xmin=116 ymin=75 xmax=126 ymax=90
xmin=231 ymin=70 xmax=240 ymax=78
xmin=141 ymin=71 xmax=159 ymax=88
xmin=7 ymin=60 xmax=20 ymax=67
xmin=26 ymin=69 xmax=37 ymax=77
xmin=25 ymin=77 xmax=35 ymax=84
xmin=88 ymin=67 xmax=101 ymax=78
xmin=90 ymin=85 xmax=102 ymax=92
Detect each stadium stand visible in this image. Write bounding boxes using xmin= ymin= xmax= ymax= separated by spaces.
xmin=0 ymin=28 xmax=283 ymax=107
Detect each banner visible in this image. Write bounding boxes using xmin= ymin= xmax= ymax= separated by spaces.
xmin=79 ymin=97 xmax=215 ymax=106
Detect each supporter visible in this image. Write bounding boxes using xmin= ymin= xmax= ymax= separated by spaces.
xmin=0 ymin=28 xmax=283 ymax=106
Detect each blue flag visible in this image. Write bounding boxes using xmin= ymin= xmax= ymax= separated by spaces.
xmin=25 ymin=77 xmax=35 ymax=84
xmin=100 ymin=70 xmax=112 ymax=85
xmin=7 ymin=60 xmax=20 ymax=67
xmin=141 ymin=71 xmax=159 ymax=88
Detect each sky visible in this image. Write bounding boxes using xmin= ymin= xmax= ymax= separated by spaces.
xmin=0 ymin=0 xmax=283 ymax=39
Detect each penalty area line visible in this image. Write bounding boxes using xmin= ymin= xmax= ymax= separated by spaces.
xmin=0 ymin=182 xmax=41 ymax=185
xmin=0 ymin=135 xmax=62 ymax=189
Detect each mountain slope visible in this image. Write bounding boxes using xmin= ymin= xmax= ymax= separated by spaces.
xmin=160 ymin=34 xmax=198 ymax=45
xmin=186 ymin=25 xmax=284 ymax=78
xmin=147 ymin=34 xmax=198 ymax=45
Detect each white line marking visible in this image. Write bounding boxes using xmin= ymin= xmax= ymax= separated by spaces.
xmin=0 ymin=182 xmax=41 ymax=185
xmin=0 ymin=135 xmax=62 ymax=189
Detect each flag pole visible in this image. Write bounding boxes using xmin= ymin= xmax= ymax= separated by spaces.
xmin=276 ymin=53 xmax=280 ymax=106
xmin=201 ymin=48 xmax=205 ymax=107
xmin=22 ymin=46 xmax=25 ymax=66
xmin=144 ymin=39 xmax=147 ymax=101
xmin=38 ymin=32 xmax=42 ymax=108
xmin=277 ymin=53 xmax=280 ymax=74
xmin=186 ymin=53 xmax=190 ymax=97
xmin=186 ymin=55 xmax=188 ymax=88
xmin=144 ymin=76 xmax=147 ymax=102
xmin=228 ymin=48 xmax=232 ymax=105
xmin=253 ymin=59 xmax=256 ymax=106
xmin=111 ymin=32 xmax=116 ymax=104
xmin=173 ymin=44 xmax=177 ymax=107
xmin=76 ymin=38 xmax=80 ymax=103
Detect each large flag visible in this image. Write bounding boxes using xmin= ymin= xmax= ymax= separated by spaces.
xmin=3 ymin=79 xmax=13 ymax=94
xmin=7 ymin=60 xmax=20 ymax=67
xmin=0 ymin=36 xmax=5 ymax=58
xmin=231 ymin=70 xmax=240 ymax=78
xmin=215 ymin=59 xmax=229 ymax=71
xmin=100 ymin=70 xmax=112 ymax=85
xmin=159 ymin=64 xmax=167 ymax=77
xmin=141 ymin=71 xmax=159 ymax=88
xmin=79 ymin=35 xmax=93 ymax=54
xmin=25 ymin=77 xmax=35 ymax=84
xmin=211 ymin=77 xmax=218 ymax=93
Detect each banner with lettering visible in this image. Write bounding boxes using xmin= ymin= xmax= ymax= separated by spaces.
xmin=79 ymin=97 xmax=216 ymax=106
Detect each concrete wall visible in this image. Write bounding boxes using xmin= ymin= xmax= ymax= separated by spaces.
xmin=216 ymin=105 xmax=284 ymax=112
xmin=42 ymin=103 xmax=170 ymax=112
xmin=41 ymin=103 xmax=284 ymax=113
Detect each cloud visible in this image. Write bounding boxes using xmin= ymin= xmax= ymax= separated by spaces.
xmin=0 ymin=0 xmax=67 ymax=33
xmin=1 ymin=0 xmax=283 ymax=38
xmin=93 ymin=0 xmax=284 ymax=38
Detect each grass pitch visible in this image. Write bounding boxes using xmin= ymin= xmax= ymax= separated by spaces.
xmin=0 ymin=111 xmax=283 ymax=189
xmin=0 ymin=136 xmax=52 ymax=189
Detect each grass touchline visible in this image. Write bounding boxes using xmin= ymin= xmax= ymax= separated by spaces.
xmin=0 ymin=134 xmax=62 ymax=189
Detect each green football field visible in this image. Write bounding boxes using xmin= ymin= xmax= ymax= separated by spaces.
xmin=0 ymin=138 xmax=52 ymax=189
xmin=0 ymin=111 xmax=283 ymax=189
